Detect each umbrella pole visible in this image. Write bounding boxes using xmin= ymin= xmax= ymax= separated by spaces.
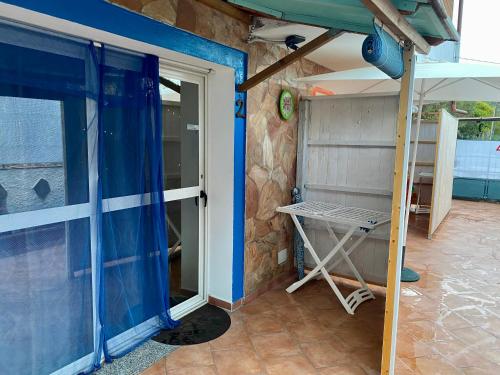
xmin=401 ymin=79 xmax=425 ymax=282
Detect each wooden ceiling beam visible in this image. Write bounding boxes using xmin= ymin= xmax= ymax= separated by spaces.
xmin=362 ymin=0 xmax=431 ymax=54
xmin=238 ymin=29 xmax=344 ymax=92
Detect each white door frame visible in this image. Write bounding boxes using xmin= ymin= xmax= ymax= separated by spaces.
xmin=159 ymin=65 xmax=209 ymax=320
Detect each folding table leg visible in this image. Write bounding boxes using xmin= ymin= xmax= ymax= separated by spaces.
xmin=324 ymin=226 xmax=370 ymax=274
xmin=286 ymin=215 xmax=357 ymax=313
xmin=323 ymin=223 xmax=376 ymax=309
xmin=315 ymin=225 xmax=370 ymax=280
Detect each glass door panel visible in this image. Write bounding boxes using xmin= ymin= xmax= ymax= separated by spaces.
xmin=166 ymin=197 xmax=199 ymax=307
xmin=159 ymin=68 xmax=205 ymax=311
xmin=161 ymin=78 xmax=200 ymax=191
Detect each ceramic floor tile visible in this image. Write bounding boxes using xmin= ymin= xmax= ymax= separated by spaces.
xmin=401 ymin=356 xmax=464 ymax=375
xmin=208 ymin=321 xmax=254 ymax=351
xmin=286 ymin=319 xmax=332 ymax=343
xmin=300 ymin=340 xmax=350 ymax=368
xmin=249 ymin=332 xmax=301 ymax=358
xmin=165 ymin=344 xmax=213 ymax=371
xmin=272 ymin=304 xmax=316 ymax=324
xmin=450 ymin=326 xmax=500 ymax=349
xmin=398 ymin=201 xmax=500 ymax=375
xmin=243 ymin=314 xmax=284 ymax=336
xmin=264 ymin=354 xmax=317 ymax=375
xmin=212 ymin=348 xmax=264 ymax=375
xmin=166 ymin=366 xmax=217 ymax=375
xmin=142 ymin=359 xmax=166 ymax=375
xmin=137 ymin=201 xmax=500 ymax=375
xmin=261 ymin=289 xmax=301 ymax=307
xmin=396 ymin=332 xmax=436 ymax=359
xmin=317 ymin=365 xmax=367 ymax=374
xmin=238 ymin=299 xmax=275 ymax=316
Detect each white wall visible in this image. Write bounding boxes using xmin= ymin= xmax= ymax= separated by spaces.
xmin=206 ymin=66 xmax=235 ymax=303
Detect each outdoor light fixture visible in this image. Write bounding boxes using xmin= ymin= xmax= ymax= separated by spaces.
xmin=285 ymin=34 xmax=306 ymax=50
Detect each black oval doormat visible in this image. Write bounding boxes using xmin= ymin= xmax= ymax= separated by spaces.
xmin=152 ymin=304 xmax=231 ymax=345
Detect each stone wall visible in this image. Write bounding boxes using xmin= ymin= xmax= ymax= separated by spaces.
xmin=110 ymin=0 xmax=330 ymax=296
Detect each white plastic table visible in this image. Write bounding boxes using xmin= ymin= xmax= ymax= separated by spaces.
xmin=276 ymin=201 xmax=391 ymax=314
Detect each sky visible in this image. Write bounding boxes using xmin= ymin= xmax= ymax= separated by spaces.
xmin=457 ymin=0 xmax=500 ymax=64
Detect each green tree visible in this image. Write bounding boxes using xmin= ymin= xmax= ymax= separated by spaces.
xmin=458 ymin=101 xmax=495 ymax=140
xmin=420 ymin=101 xmax=497 ymax=140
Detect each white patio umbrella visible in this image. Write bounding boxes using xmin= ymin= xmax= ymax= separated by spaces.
xmin=296 ymin=62 xmax=500 ymax=265
xmin=297 ymin=62 xmax=500 ymax=102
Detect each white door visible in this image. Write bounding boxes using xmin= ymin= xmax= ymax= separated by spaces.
xmin=159 ymin=66 xmax=207 ymax=318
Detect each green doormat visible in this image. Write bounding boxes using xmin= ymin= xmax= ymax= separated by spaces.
xmin=401 ymin=267 xmax=420 ymax=282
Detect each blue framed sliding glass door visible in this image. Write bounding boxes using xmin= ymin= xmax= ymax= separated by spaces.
xmin=0 ymin=20 xmax=178 ymax=374
xmin=0 ymin=22 xmax=96 ymax=375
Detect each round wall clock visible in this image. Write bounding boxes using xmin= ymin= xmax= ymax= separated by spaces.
xmin=279 ymin=89 xmax=294 ymax=121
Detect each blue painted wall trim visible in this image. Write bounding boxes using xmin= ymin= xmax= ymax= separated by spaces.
xmin=4 ymin=0 xmax=246 ymax=302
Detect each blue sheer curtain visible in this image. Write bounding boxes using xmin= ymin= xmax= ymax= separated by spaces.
xmin=0 ymin=21 xmax=177 ymax=375
xmin=96 ymin=45 xmax=178 ymax=363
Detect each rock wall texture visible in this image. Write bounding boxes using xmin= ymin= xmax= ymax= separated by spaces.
xmin=110 ymin=0 xmax=330 ymax=295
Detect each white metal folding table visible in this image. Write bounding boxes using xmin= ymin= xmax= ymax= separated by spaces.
xmin=277 ymin=201 xmax=391 ymax=314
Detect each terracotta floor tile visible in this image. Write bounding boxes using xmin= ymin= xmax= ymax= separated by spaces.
xmin=142 ymin=359 xmax=166 ymax=375
xmin=261 ymin=289 xmax=301 ymax=307
xmin=395 ymin=357 xmax=416 ymax=374
xmin=166 ymin=366 xmax=217 ymax=375
xmin=396 ymin=332 xmax=436 ymax=359
xmin=401 ymin=356 xmax=464 ymax=375
xmin=404 ymin=320 xmax=441 ymax=341
xmin=295 ymin=292 xmax=343 ymax=310
xmin=478 ymin=316 xmax=500 ymax=338
xmin=286 ymin=319 xmax=332 ymax=343
xmin=317 ymin=365 xmax=367 ymax=374
xmin=332 ymin=324 xmax=381 ymax=350
xmin=273 ymin=304 xmax=316 ymax=324
xmin=264 ymin=354 xmax=316 ymax=375
xmin=446 ymin=348 xmax=494 ymax=369
xmin=249 ymin=332 xmax=301 ymax=358
xmin=460 ymin=354 xmax=500 ymax=374
xmin=399 ymin=200 xmax=500 ymax=375
xmin=436 ymin=311 xmax=472 ymax=331
xmin=136 ymin=200 xmax=500 ymax=375
xmin=212 ymin=348 xmax=264 ymax=375
xmin=477 ymin=348 xmax=500 ymax=366
xmin=243 ymin=314 xmax=284 ymax=335
xmin=314 ymin=308 xmax=351 ymax=329
xmin=165 ymin=344 xmax=213 ymax=371
xmin=301 ymin=340 xmax=350 ymax=368
xmin=239 ymin=299 xmax=275 ymax=316
xmin=450 ymin=326 xmax=500 ymax=349
xmin=350 ymin=347 xmax=381 ymax=374
xmin=208 ymin=321 xmax=253 ymax=351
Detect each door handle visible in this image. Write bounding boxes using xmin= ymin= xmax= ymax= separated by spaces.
xmin=200 ymin=190 xmax=207 ymax=207
xmin=194 ymin=190 xmax=207 ymax=207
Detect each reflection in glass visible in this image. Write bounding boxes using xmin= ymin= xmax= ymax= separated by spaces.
xmin=160 ymin=78 xmax=200 ymax=190
xmin=167 ymin=197 xmax=199 ymax=307
xmin=0 ymin=218 xmax=93 ymax=375
xmin=0 ymin=96 xmax=89 ymax=215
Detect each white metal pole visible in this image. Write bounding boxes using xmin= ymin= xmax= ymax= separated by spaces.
xmin=403 ymin=79 xmax=426 ymax=246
